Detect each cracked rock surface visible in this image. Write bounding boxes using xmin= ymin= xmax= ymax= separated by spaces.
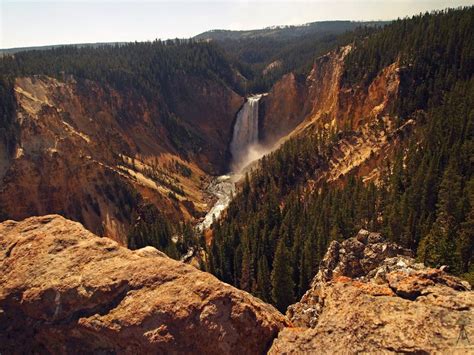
xmin=271 ymin=229 xmax=474 ymax=354
xmin=0 ymin=215 xmax=288 ymax=354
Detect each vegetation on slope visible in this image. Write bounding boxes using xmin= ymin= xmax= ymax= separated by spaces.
xmin=0 ymin=40 xmax=242 ymax=157
xmin=207 ymin=7 xmax=474 ymax=311
xmin=0 ymin=77 xmax=17 ymax=156
xmin=205 ymin=22 xmax=383 ymax=93
xmin=343 ymin=7 xmax=473 ymax=118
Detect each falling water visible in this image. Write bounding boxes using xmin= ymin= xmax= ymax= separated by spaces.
xmin=230 ymin=94 xmax=263 ymax=172
xmin=197 ymin=94 xmax=266 ymax=231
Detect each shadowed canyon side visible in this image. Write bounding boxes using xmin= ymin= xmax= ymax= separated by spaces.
xmin=259 ymin=73 xmax=308 ymax=146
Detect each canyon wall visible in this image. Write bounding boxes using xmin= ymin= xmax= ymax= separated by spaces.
xmin=260 ymin=44 xmax=406 ymax=186
xmin=0 ymin=75 xmax=243 ymax=242
xmin=259 ymin=73 xmax=307 ymax=147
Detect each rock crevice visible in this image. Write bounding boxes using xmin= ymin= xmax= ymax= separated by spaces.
xmin=271 ymin=229 xmax=473 ymax=354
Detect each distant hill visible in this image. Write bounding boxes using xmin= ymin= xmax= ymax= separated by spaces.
xmin=194 ymin=20 xmax=389 ymax=41
xmin=0 ymin=42 xmax=125 ymax=56
xmin=195 ymin=20 xmax=390 ymax=93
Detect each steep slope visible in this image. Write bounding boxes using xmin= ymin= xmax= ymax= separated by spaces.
xmin=259 ymin=44 xmax=404 ymax=182
xmin=259 ymin=73 xmax=307 ymax=146
xmin=208 ymin=7 xmax=474 ymax=309
xmin=0 ymin=42 xmax=244 ymax=244
xmin=0 ymin=215 xmax=288 ymax=354
xmin=270 ymin=230 xmax=473 ymax=353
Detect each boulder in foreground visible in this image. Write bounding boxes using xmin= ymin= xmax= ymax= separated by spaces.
xmin=0 ymin=215 xmax=288 ymax=354
xmin=270 ymin=230 xmax=474 ymax=354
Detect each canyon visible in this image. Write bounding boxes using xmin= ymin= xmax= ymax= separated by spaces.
xmin=0 ymin=40 xmax=409 ymax=245
xmin=0 ymin=8 xmax=472 ymax=353
xmin=0 ymin=73 xmax=244 ymax=243
xmin=199 ymin=43 xmax=411 ymax=231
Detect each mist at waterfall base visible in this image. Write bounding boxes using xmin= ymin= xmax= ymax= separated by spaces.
xmin=197 ymin=94 xmax=271 ymax=231
xmin=231 ymin=143 xmax=270 ymax=173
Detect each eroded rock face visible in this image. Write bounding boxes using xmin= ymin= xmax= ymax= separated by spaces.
xmin=270 ymin=230 xmax=474 ymax=354
xmin=260 ymin=45 xmax=409 ymax=189
xmin=0 ymin=215 xmax=288 ymax=354
xmin=0 ymin=75 xmax=243 ymax=242
xmin=260 ymin=73 xmax=308 ymax=147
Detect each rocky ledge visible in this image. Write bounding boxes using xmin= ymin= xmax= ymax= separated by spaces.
xmin=1 ymin=217 xmax=473 ymax=354
xmin=0 ymin=215 xmax=288 ymax=354
xmin=270 ymin=230 xmax=473 ymax=354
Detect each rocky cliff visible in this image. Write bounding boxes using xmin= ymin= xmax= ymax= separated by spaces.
xmin=0 ymin=75 xmax=243 ymax=242
xmin=270 ymin=230 xmax=474 ymax=353
xmin=259 ymin=73 xmax=307 ymax=147
xmin=260 ymin=45 xmax=406 ymax=186
xmin=0 ymin=215 xmax=288 ymax=354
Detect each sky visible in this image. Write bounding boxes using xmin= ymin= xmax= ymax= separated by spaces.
xmin=1 ymin=0 xmax=473 ymax=49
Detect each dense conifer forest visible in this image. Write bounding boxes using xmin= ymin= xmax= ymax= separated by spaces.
xmin=212 ymin=24 xmax=380 ymax=92
xmin=207 ymin=7 xmax=474 ymax=311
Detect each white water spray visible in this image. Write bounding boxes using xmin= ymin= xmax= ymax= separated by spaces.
xmin=197 ymin=94 xmax=268 ymax=231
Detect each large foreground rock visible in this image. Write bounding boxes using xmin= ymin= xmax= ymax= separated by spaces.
xmin=0 ymin=215 xmax=288 ymax=354
xmin=270 ymin=230 xmax=474 ymax=354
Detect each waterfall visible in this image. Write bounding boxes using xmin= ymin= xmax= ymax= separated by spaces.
xmin=230 ymin=94 xmax=264 ymax=172
xmin=197 ymin=94 xmax=267 ymax=231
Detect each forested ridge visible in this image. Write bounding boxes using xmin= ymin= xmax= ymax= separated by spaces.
xmin=0 ymin=40 xmax=240 ymax=95
xmin=343 ymin=7 xmax=473 ymax=118
xmin=209 ymin=23 xmax=382 ymax=93
xmin=207 ymin=7 xmax=474 ymax=311
xmin=0 ymin=40 xmax=242 ymax=158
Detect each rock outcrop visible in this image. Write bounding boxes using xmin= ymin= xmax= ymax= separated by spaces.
xmin=0 ymin=215 xmax=288 ymax=354
xmin=259 ymin=73 xmax=307 ymax=147
xmin=260 ymin=45 xmax=409 ymax=188
xmin=270 ymin=230 xmax=474 ymax=354
xmin=2 ymin=217 xmax=473 ymax=354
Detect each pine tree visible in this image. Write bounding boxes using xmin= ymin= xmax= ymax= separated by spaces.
xmin=240 ymin=243 xmax=252 ymax=292
xmin=271 ymin=238 xmax=295 ymax=312
xmin=456 ymin=178 xmax=474 ymax=274
xmin=256 ymin=256 xmax=271 ymax=302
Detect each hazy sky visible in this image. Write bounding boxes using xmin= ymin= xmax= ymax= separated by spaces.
xmin=1 ymin=0 xmax=473 ymax=48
